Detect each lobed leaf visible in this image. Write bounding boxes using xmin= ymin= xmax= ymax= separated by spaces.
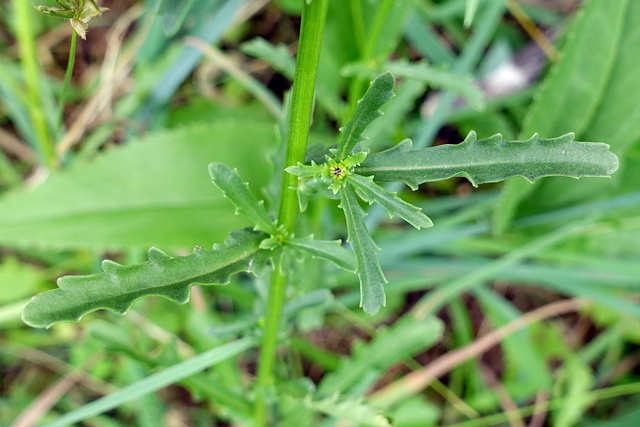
xmin=347 ymin=174 xmax=433 ymax=229
xmin=22 ymin=230 xmax=268 ymax=328
xmin=286 ymin=236 xmax=356 ymax=272
xmin=339 ymin=186 xmax=386 ymax=315
xmin=284 ymin=161 xmax=327 ymax=179
xmin=356 ymin=132 xmax=619 ymax=190
xmin=209 ymin=163 xmax=277 ymax=235
xmin=303 ymin=393 xmax=391 ymax=427
xmin=336 ymin=72 xmax=395 ymax=160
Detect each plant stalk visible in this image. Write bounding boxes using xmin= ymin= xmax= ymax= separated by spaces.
xmin=57 ymin=30 xmax=78 ymax=130
xmin=254 ymin=0 xmax=329 ymax=424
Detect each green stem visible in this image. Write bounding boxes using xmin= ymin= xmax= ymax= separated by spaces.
xmin=254 ymin=0 xmax=329 ymax=425
xmin=57 ymin=30 xmax=77 ymax=129
xmin=13 ymin=0 xmax=56 ymax=169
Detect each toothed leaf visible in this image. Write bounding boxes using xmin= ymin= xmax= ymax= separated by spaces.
xmin=22 ymin=230 xmax=268 ymax=328
xmin=336 ymin=72 xmax=395 ymax=160
xmin=293 ymin=177 xmax=336 ymax=212
xmin=285 ymin=161 xmax=327 ymax=179
xmin=347 ymin=174 xmax=433 ymax=229
xmin=302 ymin=393 xmax=391 ymax=427
xmin=339 ymin=186 xmax=386 ymax=315
xmin=356 ymin=132 xmax=619 ymax=189
xmin=209 ymin=163 xmax=277 ymax=235
xmin=287 ymin=237 xmax=356 ymax=272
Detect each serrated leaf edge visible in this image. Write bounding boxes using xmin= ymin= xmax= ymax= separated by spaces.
xmin=22 ymin=229 xmax=267 ymax=328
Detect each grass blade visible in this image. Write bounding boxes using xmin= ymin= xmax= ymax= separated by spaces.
xmin=41 ymin=337 xmax=257 ymax=427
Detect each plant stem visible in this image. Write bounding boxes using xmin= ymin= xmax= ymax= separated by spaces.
xmin=13 ymin=0 xmax=56 ymax=169
xmin=254 ymin=0 xmax=328 ymax=424
xmin=57 ymin=31 xmax=78 ymax=130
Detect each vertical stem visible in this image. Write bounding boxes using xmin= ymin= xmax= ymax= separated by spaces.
xmin=13 ymin=0 xmax=56 ymax=168
xmin=276 ymin=0 xmax=329 ymax=232
xmin=254 ymin=0 xmax=329 ymax=425
xmin=57 ymin=31 xmax=78 ymax=129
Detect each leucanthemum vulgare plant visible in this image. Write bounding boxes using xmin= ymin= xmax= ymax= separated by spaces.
xmin=22 ymin=70 xmax=619 ymax=325
xmin=20 ymin=0 xmax=620 ymax=425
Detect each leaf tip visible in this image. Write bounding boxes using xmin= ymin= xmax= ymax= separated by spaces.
xmin=462 ymin=130 xmax=477 ymax=144
xmin=361 ymin=294 xmax=386 ymax=316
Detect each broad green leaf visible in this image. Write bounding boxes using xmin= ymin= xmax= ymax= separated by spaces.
xmin=302 ymin=393 xmax=391 ymax=427
xmin=286 ymin=236 xmax=356 ymax=272
xmin=22 ymin=229 xmax=268 ymax=328
xmin=356 ymin=132 xmax=618 ymax=190
xmin=336 ymin=72 xmax=395 ymax=160
xmin=0 ymin=121 xmax=277 ymax=250
xmin=319 ymin=315 xmax=443 ymax=394
xmin=209 ymin=163 xmax=277 ymax=235
xmin=347 ymin=174 xmax=433 ymax=229
xmin=339 ymin=185 xmax=386 ymax=315
xmin=0 ymin=257 xmax=44 ymax=303
xmin=40 ymin=337 xmax=257 ymax=427
xmin=495 ymin=0 xmax=634 ymax=231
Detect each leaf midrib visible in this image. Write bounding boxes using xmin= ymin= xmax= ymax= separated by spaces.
xmin=357 ymin=157 xmax=608 ymax=173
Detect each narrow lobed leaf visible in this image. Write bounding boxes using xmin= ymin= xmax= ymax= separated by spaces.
xmin=22 ymin=229 xmax=268 ymax=328
xmin=284 ymin=161 xmax=327 ymax=179
xmin=356 ymin=132 xmax=619 ymax=189
xmin=303 ymin=393 xmax=391 ymax=427
xmin=339 ymin=185 xmax=387 ymax=315
xmin=209 ymin=163 xmax=278 ymax=235
xmin=286 ymin=236 xmax=356 ymax=272
xmin=347 ymin=174 xmax=433 ymax=229
xmin=336 ymin=72 xmax=395 ymax=160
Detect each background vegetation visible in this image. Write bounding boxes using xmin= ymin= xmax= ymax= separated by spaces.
xmin=1 ymin=0 xmax=639 ymax=425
